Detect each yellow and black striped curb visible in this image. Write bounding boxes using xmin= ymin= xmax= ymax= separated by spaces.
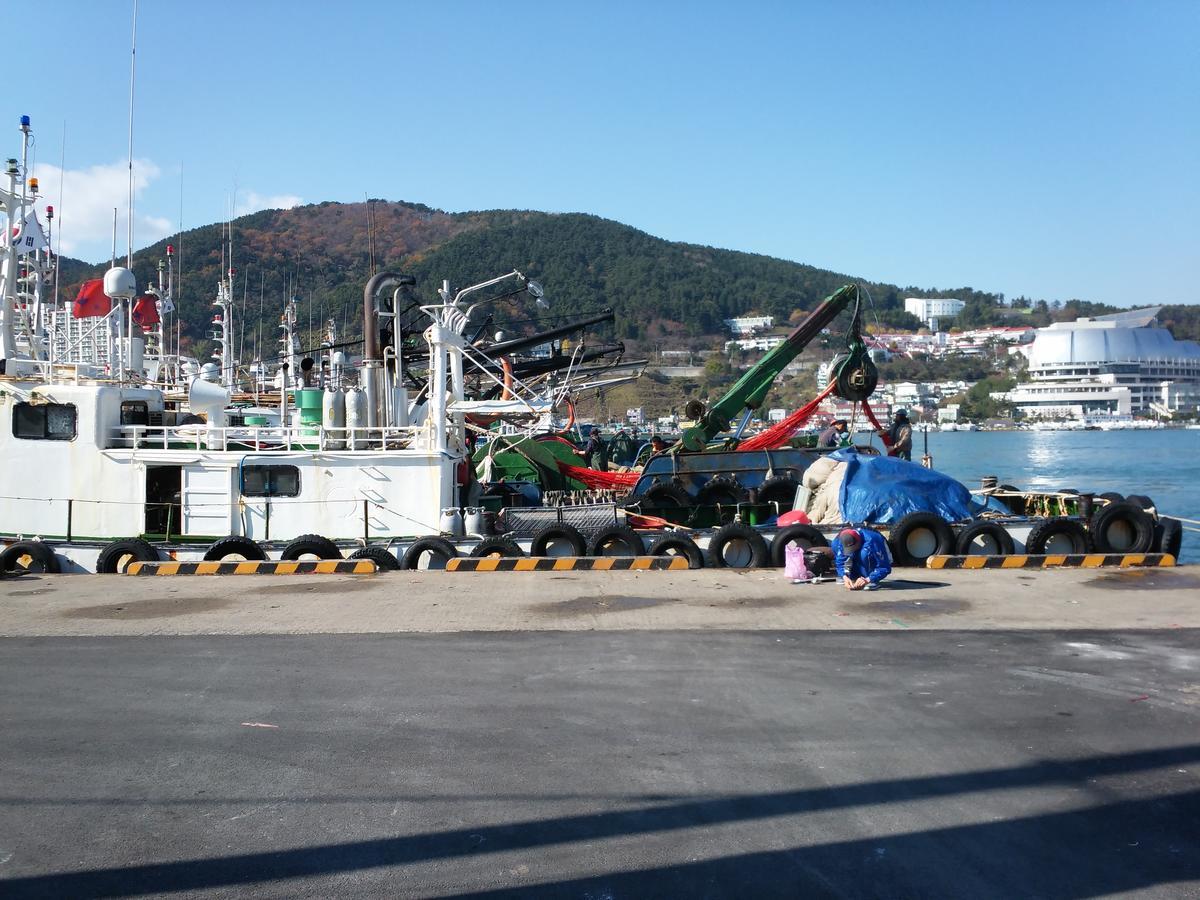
xmin=446 ymin=556 xmax=689 ymax=572
xmin=927 ymin=553 xmax=1176 ymax=570
xmin=125 ymin=560 xmax=378 ymax=575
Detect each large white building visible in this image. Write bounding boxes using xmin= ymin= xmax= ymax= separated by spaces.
xmin=904 ymin=297 xmax=965 ymax=330
xmin=1009 ymin=307 xmax=1200 ymax=419
xmin=724 ymin=315 xmax=774 ymax=336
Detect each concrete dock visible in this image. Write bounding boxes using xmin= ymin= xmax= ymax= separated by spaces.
xmin=2 ymin=566 xmax=1198 ymax=635
xmin=1 ymin=568 xmax=1198 ymax=897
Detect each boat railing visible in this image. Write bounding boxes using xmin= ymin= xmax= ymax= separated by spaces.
xmin=110 ymin=422 xmax=430 ymax=452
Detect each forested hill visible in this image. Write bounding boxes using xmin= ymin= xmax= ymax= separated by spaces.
xmin=61 ymin=200 xmax=1200 ymax=358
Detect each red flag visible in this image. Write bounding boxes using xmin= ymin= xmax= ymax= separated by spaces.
xmin=72 ymin=279 xmax=111 ymax=318
xmin=132 ymin=294 xmax=160 ymax=326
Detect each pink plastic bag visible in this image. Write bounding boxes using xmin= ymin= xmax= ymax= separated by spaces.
xmin=784 ymin=542 xmax=809 ymax=581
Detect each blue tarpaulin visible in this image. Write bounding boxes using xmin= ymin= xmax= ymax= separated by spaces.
xmin=831 ymin=448 xmax=976 ymax=524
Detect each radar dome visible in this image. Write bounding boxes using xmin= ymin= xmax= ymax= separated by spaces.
xmin=103 ymin=267 xmax=137 ymax=300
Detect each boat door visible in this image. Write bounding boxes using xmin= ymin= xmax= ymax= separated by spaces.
xmin=181 ymin=465 xmax=234 ymax=537
xmin=144 ymin=466 xmax=182 ymax=538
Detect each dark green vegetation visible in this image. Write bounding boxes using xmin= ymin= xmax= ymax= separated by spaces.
xmin=944 ymin=375 xmax=1020 ymax=421
xmin=58 ymin=200 xmax=1198 ymax=369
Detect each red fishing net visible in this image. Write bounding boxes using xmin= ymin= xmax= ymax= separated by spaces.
xmin=736 ymin=380 xmax=839 ymax=451
xmin=555 ymin=461 xmax=640 ymax=489
xmin=860 ymin=398 xmax=895 ymax=452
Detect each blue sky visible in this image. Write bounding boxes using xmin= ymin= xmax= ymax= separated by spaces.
xmin=24 ymin=0 xmax=1199 ymax=306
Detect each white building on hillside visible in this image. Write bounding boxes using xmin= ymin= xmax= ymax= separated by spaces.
xmin=726 ymin=335 xmax=784 ymax=353
xmin=904 ymin=297 xmax=965 ymax=331
xmin=724 ymin=315 xmax=774 ymax=335
xmin=1009 ymin=307 xmax=1200 ymax=419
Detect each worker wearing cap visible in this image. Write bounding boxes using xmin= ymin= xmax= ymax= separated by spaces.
xmin=833 ymin=527 xmax=892 ymax=591
xmin=887 ymin=409 xmax=914 ymax=461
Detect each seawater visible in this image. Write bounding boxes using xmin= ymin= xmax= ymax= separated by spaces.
xmin=874 ymin=429 xmax=1199 ymax=563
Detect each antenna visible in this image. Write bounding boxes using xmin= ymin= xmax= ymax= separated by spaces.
xmin=256 ymin=269 xmax=264 ymax=359
xmin=54 ymin=122 xmax=65 ymax=311
xmin=365 ymin=195 xmax=376 ymax=276
xmin=239 ymin=266 xmax=248 ymax=368
xmin=175 ymin=163 xmax=183 ymax=363
xmin=126 ymin=0 xmax=138 ymax=268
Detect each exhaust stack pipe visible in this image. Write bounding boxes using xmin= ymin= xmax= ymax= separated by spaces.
xmin=362 ymin=272 xmax=415 ymax=429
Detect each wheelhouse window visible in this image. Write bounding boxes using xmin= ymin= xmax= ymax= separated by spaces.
xmin=241 ymin=464 xmax=301 ymax=498
xmin=120 ymin=401 xmax=150 ymax=426
xmin=13 ymin=402 xmax=77 ymax=441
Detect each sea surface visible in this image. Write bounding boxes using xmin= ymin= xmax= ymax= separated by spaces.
xmin=854 ymin=428 xmax=1200 ymax=563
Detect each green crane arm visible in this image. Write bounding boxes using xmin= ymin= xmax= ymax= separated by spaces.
xmin=679 ymin=284 xmax=860 ymax=451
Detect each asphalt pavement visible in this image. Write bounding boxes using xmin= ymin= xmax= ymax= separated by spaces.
xmin=1 ymin=629 xmax=1198 ymax=898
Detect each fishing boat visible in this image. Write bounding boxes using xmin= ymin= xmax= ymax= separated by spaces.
xmin=0 ymin=117 xmax=643 ymax=572
xmin=0 ymin=116 xmax=1184 ymax=574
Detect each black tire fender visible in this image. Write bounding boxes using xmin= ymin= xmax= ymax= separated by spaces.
xmin=695 ymin=474 xmax=745 ymax=508
xmin=642 ymin=481 xmax=692 ymax=510
xmin=1096 ymin=492 xmax=1124 ymax=505
xmin=348 ymin=545 xmax=401 ymax=570
xmin=280 ymin=534 xmax=342 ymax=561
xmin=471 ymin=537 xmax=525 ymax=558
xmin=96 ymin=538 xmax=158 ymax=574
xmin=769 ymin=524 xmax=828 ymax=568
xmin=1125 ymin=494 xmax=1156 ymax=511
xmin=1155 ymin=518 xmax=1183 ymax=558
xmin=402 ymin=536 xmax=459 ymax=569
xmin=708 ymin=523 xmax=770 ymax=569
xmin=888 ymin=512 xmax=955 ymax=567
xmin=757 ymin=475 xmax=800 ymax=511
xmin=1090 ymin=501 xmax=1155 ymax=553
xmin=646 ymin=533 xmax=704 ymax=569
xmin=1025 ymin=518 xmax=1090 ymax=555
xmin=0 ymin=541 xmax=61 ymax=574
xmin=587 ymin=526 xmax=645 ymax=557
xmin=203 ymin=536 xmax=268 ymax=562
xmin=530 ymin=524 xmax=588 ymax=558
xmin=955 ymin=522 xmax=1015 ymax=556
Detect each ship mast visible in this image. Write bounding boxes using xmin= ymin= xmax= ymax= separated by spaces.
xmin=0 ymin=119 xmax=34 ymax=362
xmin=211 ymin=255 xmax=236 ymax=389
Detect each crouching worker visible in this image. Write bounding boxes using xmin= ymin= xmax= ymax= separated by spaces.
xmin=834 ymin=527 xmax=892 ymax=591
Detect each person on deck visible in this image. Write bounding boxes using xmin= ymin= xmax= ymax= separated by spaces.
xmin=817 ymin=419 xmax=848 ymax=449
xmin=888 ymin=408 xmax=914 ymax=461
xmin=578 ymin=428 xmax=608 ymax=470
xmin=649 ymin=435 xmax=667 ymax=454
xmin=833 ymin=527 xmax=892 ymax=591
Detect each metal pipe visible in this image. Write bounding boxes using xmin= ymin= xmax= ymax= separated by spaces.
xmin=362 ymin=272 xmax=413 ymax=361
xmin=483 ymin=309 xmax=614 ymax=357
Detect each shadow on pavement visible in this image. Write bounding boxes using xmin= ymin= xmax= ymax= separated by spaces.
xmin=2 ymin=745 xmax=1198 ymax=898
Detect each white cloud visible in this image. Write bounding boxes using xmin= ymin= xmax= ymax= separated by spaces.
xmin=235 ymin=191 xmax=303 ymax=217
xmin=30 ymin=158 xmax=173 ymax=260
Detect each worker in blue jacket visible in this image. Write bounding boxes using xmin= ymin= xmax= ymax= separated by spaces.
xmin=833 ymin=527 xmax=892 ymax=590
